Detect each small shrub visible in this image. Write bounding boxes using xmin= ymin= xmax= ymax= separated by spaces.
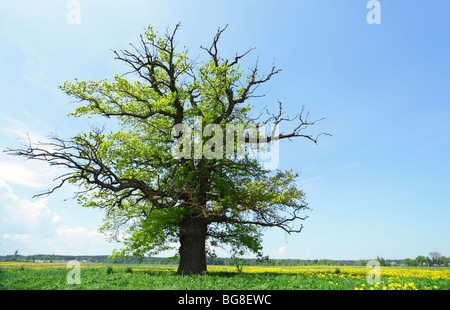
xmin=105 ymin=266 xmax=114 ymax=275
xmin=125 ymin=267 xmax=133 ymax=274
xmin=334 ymin=268 xmax=341 ymax=275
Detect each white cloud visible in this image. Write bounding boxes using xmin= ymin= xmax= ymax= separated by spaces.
xmin=271 ymin=246 xmax=288 ymax=258
xmin=3 ymin=233 xmax=31 ymax=242
xmin=0 ymin=116 xmax=72 ymax=191
xmin=0 ymin=180 xmax=52 ymax=226
xmin=301 ymin=174 xmax=325 ymax=184
xmin=15 ymin=197 xmax=51 ymax=225
xmin=0 ymin=161 xmax=44 ymax=189
xmin=301 ymin=254 xmax=312 ymax=260
xmin=52 ymin=215 xmax=63 ymax=223
xmin=0 ymin=116 xmax=47 ymax=141
xmin=0 ymin=177 xmax=117 ymax=256
xmin=55 ymin=224 xmax=108 ymax=249
xmin=0 ymin=117 xmax=59 ymax=190
xmin=278 ymin=246 xmax=287 ymax=256
xmin=0 ymin=180 xmax=14 ymax=200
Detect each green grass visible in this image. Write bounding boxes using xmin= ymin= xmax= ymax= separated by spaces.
xmin=0 ymin=268 xmax=343 ymax=290
xmin=1 ymin=265 xmax=449 ymax=290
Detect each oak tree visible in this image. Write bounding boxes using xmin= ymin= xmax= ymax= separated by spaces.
xmin=6 ymin=24 xmax=328 ymax=275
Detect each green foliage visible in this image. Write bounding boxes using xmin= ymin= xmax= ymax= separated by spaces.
xmin=9 ymin=24 xmax=315 ymax=273
xmin=105 ymin=266 xmax=114 ymax=275
xmin=124 ymin=267 xmax=133 ymax=273
xmin=56 ymin=24 xmax=308 ymax=263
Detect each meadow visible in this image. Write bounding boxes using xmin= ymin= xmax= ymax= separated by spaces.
xmin=1 ymin=262 xmax=449 ymax=290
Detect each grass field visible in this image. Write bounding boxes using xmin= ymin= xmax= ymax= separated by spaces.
xmin=1 ymin=262 xmax=449 ymax=290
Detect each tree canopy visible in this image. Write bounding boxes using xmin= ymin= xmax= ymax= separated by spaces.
xmin=6 ymin=24 xmax=328 ymax=274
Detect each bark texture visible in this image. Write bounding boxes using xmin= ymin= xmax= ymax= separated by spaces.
xmin=176 ymin=218 xmax=207 ymax=275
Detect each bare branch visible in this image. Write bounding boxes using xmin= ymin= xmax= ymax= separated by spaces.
xmin=200 ymin=24 xmax=229 ymax=66
xmin=258 ymin=102 xmax=331 ymax=144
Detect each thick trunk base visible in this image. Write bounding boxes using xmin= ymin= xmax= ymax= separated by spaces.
xmin=176 ymin=218 xmax=207 ymax=275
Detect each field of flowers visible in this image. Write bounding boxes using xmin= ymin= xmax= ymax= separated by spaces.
xmin=1 ymin=262 xmax=449 ymax=290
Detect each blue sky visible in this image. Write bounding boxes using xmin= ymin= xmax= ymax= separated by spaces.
xmin=1 ymin=0 xmax=449 ymax=260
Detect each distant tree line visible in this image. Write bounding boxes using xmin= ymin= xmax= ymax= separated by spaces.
xmin=357 ymin=252 xmax=450 ymax=267
xmin=401 ymin=252 xmax=449 ymax=267
xmin=1 ymin=251 xmax=448 ymax=267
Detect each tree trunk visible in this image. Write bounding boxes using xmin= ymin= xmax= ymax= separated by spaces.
xmin=176 ymin=218 xmax=207 ymax=275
